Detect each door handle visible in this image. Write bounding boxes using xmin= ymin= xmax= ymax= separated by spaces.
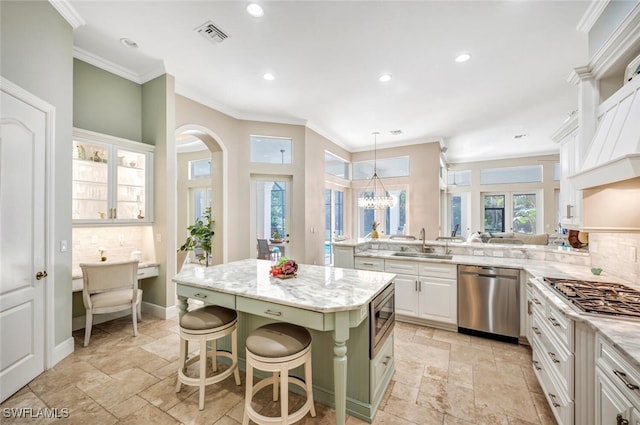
xmin=36 ymin=271 xmax=48 ymax=280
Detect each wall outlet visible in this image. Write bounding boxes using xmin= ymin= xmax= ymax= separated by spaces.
xmin=91 ymin=235 xmax=97 ymax=244
xmin=60 ymin=240 xmax=68 ymax=252
xmin=155 ymin=233 xmax=162 ymax=243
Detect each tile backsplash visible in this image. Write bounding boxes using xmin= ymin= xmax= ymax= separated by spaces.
xmin=589 ymin=232 xmax=640 ymax=283
xmin=72 ymin=226 xmax=156 ymax=270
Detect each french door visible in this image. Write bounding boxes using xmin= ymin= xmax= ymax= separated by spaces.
xmin=250 ymin=176 xmax=293 ymax=259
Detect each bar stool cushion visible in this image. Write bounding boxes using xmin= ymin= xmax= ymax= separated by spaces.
xmin=246 ymin=322 xmax=311 ymax=358
xmin=180 ymin=305 xmax=237 ymax=331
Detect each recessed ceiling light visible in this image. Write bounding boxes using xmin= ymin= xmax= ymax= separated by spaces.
xmin=263 ymin=73 xmax=275 ymax=81
xmin=513 ymin=133 xmax=528 ymax=139
xmin=120 ymin=38 xmax=138 ymax=49
xmin=389 ymin=130 xmax=403 ymax=135
xmin=455 ymin=53 xmax=471 ymax=63
xmin=246 ymin=3 xmax=264 ymax=17
xmin=378 ymin=74 xmax=392 ymax=82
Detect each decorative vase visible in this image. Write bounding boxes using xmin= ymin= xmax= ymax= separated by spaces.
xmin=371 ymin=230 xmax=379 ymax=239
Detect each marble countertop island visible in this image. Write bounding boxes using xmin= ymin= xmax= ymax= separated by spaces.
xmin=172 ymin=258 xmax=397 ymax=425
xmin=172 ymin=258 xmax=396 ymax=313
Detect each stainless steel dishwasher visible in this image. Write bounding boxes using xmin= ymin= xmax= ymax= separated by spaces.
xmin=458 ymin=265 xmax=520 ymax=343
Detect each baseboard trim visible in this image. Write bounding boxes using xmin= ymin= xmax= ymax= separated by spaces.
xmin=72 ymin=302 xmax=175 ymax=331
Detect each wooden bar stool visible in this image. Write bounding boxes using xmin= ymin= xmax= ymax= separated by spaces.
xmin=176 ymin=305 xmax=241 ymax=410
xmin=243 ymin=322 xmax=316 ymax=425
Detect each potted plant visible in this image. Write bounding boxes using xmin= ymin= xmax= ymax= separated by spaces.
xmin=270 ymin=231 xmax=282 ymax=243
xmin=371 ymin=221 xmax=379 ymax=239
xmin=179 ymin=207 xmax=214 ymax=267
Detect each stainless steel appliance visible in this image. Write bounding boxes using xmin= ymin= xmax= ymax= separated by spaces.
xmin=370 ymin=282 xmax=395 ymax=358
xmin=544 ymin=277 xmax=640 ymax=319
xmin=458 ymin=265 xmax=520 ymax=343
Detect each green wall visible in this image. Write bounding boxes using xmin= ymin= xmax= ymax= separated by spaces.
xmin=73 ymin=59 xmax=142 ymax=141
xmin=1 ymin=0 xmax=74 ymax=347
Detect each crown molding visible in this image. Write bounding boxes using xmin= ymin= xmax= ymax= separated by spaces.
xmin=48 ymin=0 xmax=85 ymax=29
xmin=576 ymin=0 xmax=610 ymax=33
xmin=568 ymin=65 xmax=593 ymax=85
xmin=588 ymin=2 xmax=640 ymax=79
xmin=73 ymin=47 xmax=164 ymax=85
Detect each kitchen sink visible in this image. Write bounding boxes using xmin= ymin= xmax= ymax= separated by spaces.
xmin=391 ymin=252 xmax=453 ymax=260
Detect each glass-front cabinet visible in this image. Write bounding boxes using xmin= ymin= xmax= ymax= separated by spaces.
xmin=72 ymin=128 xmax=154 ymax=224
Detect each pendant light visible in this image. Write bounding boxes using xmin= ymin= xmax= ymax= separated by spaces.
xmin=357 ymin=132 xmax=395 ymax=209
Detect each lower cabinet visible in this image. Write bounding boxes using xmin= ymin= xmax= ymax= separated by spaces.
xmin=333 ymin=245 xmax=354 ymax=268
xmin=595 ymin=335 xmax=640 ymax=425
xmin=385 ymin=260 xmax=456 ymax=328
xmin=526 ymin=280 xmax=575 ymax=425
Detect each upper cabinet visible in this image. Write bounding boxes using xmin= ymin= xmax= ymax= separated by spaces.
xmin=552 ymin=115 xmax=582 ymax=229
xmin=72 ymin=128 xmax=154 ymax=224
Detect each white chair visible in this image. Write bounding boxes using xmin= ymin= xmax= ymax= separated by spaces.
xmin=80 ymin=260 xmax=142 ymax=347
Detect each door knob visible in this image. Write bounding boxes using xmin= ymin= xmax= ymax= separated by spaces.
xmin=36 ymin=271 xmax=48 ymax=280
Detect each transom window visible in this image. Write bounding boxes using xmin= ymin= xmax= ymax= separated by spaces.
xmin=250 ymin=135 xmax=292 ymax=164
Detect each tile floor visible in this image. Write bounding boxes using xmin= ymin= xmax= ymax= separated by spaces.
xmin=1 ymin=316 xmax=556 ymax=424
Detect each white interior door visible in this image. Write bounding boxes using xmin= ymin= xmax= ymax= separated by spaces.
xmin=250 ymin=176 xmax=293 ymax=259
xmin=0 ymin=85 xmax=47 ymax=402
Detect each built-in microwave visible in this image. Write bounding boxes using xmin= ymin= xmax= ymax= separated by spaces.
xmin=369 ymin=282 xmax=395 ymax=359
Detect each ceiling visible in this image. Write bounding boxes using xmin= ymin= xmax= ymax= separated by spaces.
xmin=66 ymin=0 xmax=591 ymax=163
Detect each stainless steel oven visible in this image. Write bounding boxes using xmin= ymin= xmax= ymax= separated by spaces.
xmin=370 ymin=282 xmax=395 ymax=358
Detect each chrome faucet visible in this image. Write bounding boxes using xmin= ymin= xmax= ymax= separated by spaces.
xmin=419 ymin=228 xmax=426 ymax=252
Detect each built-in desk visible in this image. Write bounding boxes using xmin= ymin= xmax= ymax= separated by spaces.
xmin=72 ymin=263 xmax=159 ymax=292
xmin=172 ymin=259 xmax=396 ymax=424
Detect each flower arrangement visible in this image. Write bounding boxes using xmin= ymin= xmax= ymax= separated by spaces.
xmin=269 ymin=257 xmax=298 ymax=278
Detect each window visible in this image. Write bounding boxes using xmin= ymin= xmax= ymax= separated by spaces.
xmin=384 ymin=189 xmax=406 ymax=235
xmin=325 ymin=151 xmax=349 ymax=179
xmin=480 ymin=165 xmax=542 ymax=185
xmin=512 ymin=193 xmax=537 ymax=234
xmin=448 ymin=170 xmax=471 ymax=186
xmin=484 ymin=195 xmax=505 ymax=233
xmin=553 ymin=163 xmax=561 ymax=181
xmin=324 ymin=189 xmax=345 ymax=265
xmin=250 ymin=135 xmax=292 ymax=164
xmin=449 ymin=193 xmax=470 ymax=237
xmin=352 ymin=156 xmax=409 ymax=180
xmin=190 ymin=188 xmax=212 ymax=224
xmin=189 ymin=159 xmax=211 ymax=180
xmin=357 ymin=187 xmax=407 ymax=238
xmin=483 ymin=192 xmax=539 ymax=234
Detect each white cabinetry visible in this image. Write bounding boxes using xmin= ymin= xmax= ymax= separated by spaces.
xmin=385 ymin=260 xmax=456 ymax=329
xmin=595 ymin=335 xmax=640 ymax=425
xmin=552 ymin=116 xmax=582 ymax=229
xmin=354 ymin=257 xmax=384 ymax=271
xmin=72 ymin=128 xmax=154 ymax=224
xmin=333 ymin=245 xmax=355 ymax=268
xmin=526 ymin=281 xmax=575 ymax=425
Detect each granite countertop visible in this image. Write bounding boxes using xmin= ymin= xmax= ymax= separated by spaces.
xmin=172 ymin=258 xmax=395 ymax=313
xmin=355 ymin=248 xmax=640 ymax=370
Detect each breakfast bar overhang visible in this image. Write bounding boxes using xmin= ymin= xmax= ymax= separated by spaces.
xmin=172 ymin=259 xmax=396 ymax=424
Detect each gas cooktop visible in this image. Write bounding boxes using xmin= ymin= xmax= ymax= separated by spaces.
xmin=543 ymin=277 xmax=640 ymax=319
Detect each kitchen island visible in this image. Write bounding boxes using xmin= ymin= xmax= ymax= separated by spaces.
xmin=172 ymin=259 xmax=396 ymax=424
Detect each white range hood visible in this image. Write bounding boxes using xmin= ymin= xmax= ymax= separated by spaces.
xmin=571 ymin=75 xmax=640 ymax=190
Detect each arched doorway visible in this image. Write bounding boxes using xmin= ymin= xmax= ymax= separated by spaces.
xmin=174 ymin=125 xmax=227 ymax=267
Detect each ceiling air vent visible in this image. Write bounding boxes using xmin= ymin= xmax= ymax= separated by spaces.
xmin=195 ymin=20 xmax=229 ymax=44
